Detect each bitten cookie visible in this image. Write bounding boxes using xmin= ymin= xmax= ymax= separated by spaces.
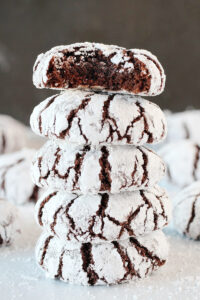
xmin=30 ymin=90 xmax=167 ymax=146
xmin=35 ymin=185 xmax=171 ymax=243
xmin=36 ymin=230 xmax=168 ymax=285
xmin=33 ymin=42 xmax=165 ymax=96
xmin=0 ymin=149 xmax=42 ymax=205
xmin=173 ymin=181 xmax=200 ymax=240
xmin=32 ymin=141 xmax=165 ymax=194
xmin=158 ymin=140 xmax=200 ymax=189
xmin=0 ymin=115 xmax=27 ymax=154
xmin=0 ymin=199 xmax=20 ymax=246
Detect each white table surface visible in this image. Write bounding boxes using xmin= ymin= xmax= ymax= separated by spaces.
xmin=1 ymin=205 xmax=200 ymax=300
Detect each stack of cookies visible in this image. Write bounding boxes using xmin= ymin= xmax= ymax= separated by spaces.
xmin=30 ymin=42 xmax=171 ymax=285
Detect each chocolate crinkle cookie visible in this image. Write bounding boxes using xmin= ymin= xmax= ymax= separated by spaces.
xmin=32 ymin=141 xmax=165 ymax=194
xmin=35 ymin=185 xmax=171 ymax=243
xmin=0 ymin=148 xmax=43 ymax=205
xmin=173 ymin=181 xmax=200 ymax=240
xmin=0 ymin=199 xmax=21 ymax=246
xmin=0 ymin=115 xmax=27 ymax=154
xmin=158 ymin=140 xmax=200 ymax=189
xmin=33 ymin=42 xmax=165 ymax=96
xmin=30 ymin=90 xmax=167 ymax=147
xmin=36 ymin=230 xmax=168 ymax=286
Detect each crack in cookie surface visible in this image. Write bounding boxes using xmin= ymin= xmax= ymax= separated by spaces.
xmin=99 ymin=146 xmax=112 ymax=191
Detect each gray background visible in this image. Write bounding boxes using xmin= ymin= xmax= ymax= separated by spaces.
xmin=0 ymin=0 xmax=199 ymax=124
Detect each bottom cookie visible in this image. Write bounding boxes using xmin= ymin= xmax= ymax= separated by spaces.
xmin=36 ymin=230 xmax=168 ymax=285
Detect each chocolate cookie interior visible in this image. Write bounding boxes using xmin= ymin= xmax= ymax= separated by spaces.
xmin=45 ymin=48 xmax=151 ymax=93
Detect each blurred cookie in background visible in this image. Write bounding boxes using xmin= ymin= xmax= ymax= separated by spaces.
xmin=153 ymin=109 xmax=200 ymax=152
xmin=0 ymin=148 xmax=44 ymax=205
xmin=0 ymin=114 xmax=44 ymax=154
xmin=0 ymin=115 xmax=27 ymax=154
xmin=158 ymin=140 xmax=200 ymax=192
xmin=166 ymin=110 xmax=200 ymax=144
xmin=0 ymin=198 xmax=21 ymax=246
xmin=173 ymin=181 xmax=200 ymax=240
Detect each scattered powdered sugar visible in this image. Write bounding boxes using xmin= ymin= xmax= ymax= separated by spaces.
xmin=110 ymin=52 xmax=128 ymax=65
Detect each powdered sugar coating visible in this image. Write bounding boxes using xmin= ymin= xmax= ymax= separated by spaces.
xmin=0 ymin=148 xmax=42 ymax=205
xmin=158 ymin=141 xmax=200 ymax=189
xmin=36 ymin=230 xmax=168 ymax=285
xmin=30 ymin=90 xmax=167 ymax=146
xmin=0 ymin=199 xmax=21 ymax=246
xmin=32 ymin=141 xmax=165 ymax=194
xmin=35 ymin=185 xmax=171 ymax=243
xmin=173 ymin=181 xmax=200 ymax=240
xmin=0 ymin=115 xmax=27 ymax=154
xmin=33 ymin=42 xmax=165 ymax=96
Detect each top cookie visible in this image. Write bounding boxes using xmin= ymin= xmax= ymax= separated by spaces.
xmin=33 ymin=42 xmax=165 ymax=96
